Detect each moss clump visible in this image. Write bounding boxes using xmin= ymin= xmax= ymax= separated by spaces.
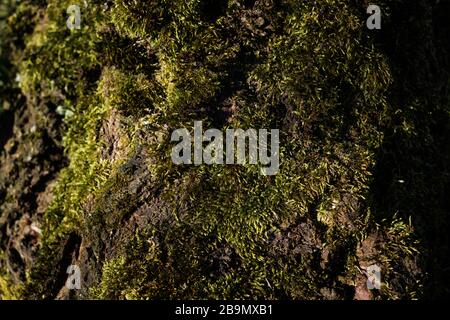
xmin=1 ymin=0 xmax=449 ymax=300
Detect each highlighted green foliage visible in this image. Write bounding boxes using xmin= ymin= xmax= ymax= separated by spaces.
xmin=0 ymin=0 xmax=449 ymax=300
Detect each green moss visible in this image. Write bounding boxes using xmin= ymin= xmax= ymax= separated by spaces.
xmin=2 ymin=0 xmax=448 ymax=300
xmin=0 ymin=250 xmax=23 ymax=300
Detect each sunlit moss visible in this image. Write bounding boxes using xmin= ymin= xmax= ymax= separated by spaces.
xmin=2 ymin=0 xmax=448 ymax=300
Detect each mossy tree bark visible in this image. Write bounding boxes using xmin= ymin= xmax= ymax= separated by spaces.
xmin=0 ymin=0 xmax=449 ymax=299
